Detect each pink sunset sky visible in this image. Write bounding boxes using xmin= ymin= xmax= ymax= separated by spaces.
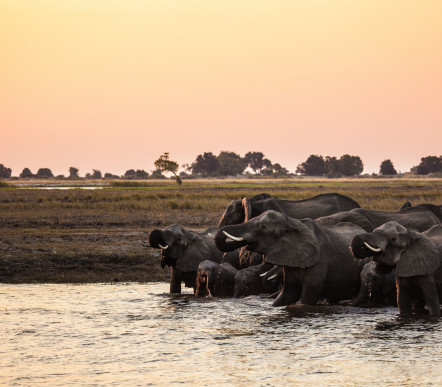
xmin=1 ymin=0 xmax=441 ymax=176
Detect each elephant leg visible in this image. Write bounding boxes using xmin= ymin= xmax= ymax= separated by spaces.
xmin=300 ymin=281 xmax=323 ymax=306
xmin=272 ymin=267 xmax=301 ymax=306
xmin=352 ymin=284 xmax=369 ymax=307
xmin=419 ymin=276 xmax=441 ymax=317
xmin=170 ymin=267 xmax=182 ymax=294
xmin=396 ymin=278 xmax=412 ymax=315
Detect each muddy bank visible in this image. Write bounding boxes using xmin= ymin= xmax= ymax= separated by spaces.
xmin=0 ymin=211 xmax=217 ymax=284
xmin=0 ymin=228 xmax=172 ymax=283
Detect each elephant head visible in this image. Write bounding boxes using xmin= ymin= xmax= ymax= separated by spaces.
xmin=351 ymin=221 xmax=441 ymax=277
xmin=215 ymin=210 xmax=320 ymax=269
xmin=149 ymin=224 xmax=211 ymax=272
xmin=217 ymin=193 xmax=272 ymax=227
xmin=195 ymin=260 xmax=217 ymax=297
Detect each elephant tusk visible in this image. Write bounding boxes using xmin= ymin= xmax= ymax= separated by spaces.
xmin=207 ymin=233 xmax=215 ymax=240
xmin=222 ymin=231 xmax=245 ymax=242
xmin=364 ymin=242 xmax=382 ymax=253
xmin=159 ymin=243 xmax=169 ymax=250
xmin=138 ymin=240 xmax=150 ymax=248
xmin=260 ymin=270 xmax=270 ymax=277
xmin=267 ymin=274 xmax=278 ymax=281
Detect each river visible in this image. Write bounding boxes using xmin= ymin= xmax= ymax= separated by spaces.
xmin=1 ymin=283 xmax=441 ymax=386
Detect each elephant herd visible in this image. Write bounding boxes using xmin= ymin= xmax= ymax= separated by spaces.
xmin=146 ymin=193 xmax=442 ymax=317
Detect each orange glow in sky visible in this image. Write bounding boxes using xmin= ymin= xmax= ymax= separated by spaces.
xmin=1 ymin=0 xmax=441 ymax=175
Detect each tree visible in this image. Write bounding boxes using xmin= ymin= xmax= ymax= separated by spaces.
xmin=0 ymin=164 xmax=12 ymax=178
xmin=35 ymin=168 xmax=54 ymax=179
xmin=244 ymin=152 xmax=270 ymax=174
xmin=379 ymin=159 xmax=397 ymax=175
xmin=69 ymin=167 xmax=79 ymax=179
xmin=338 ymin=155 xmax=364 ymax=176
xmin=151 ymin=169 xmax=166 ymax=179
xmin=217 ymin=151 xmax=246 ymax=176
xmin=296 ymin=155 xmax=326 ymax=176
xmin=135 ymin=170 xmax=149 ymax=179
xmin=272 ymin=163 xmax=289 ymax=176
xmin=415 ymin=156 xmax=442 ymax=175
xmin=104 ymin=173 xmax=120 ymax=179
xmin=92 ymin=169 xmax=102 ymax=179
xmin=123 ymin=169 xmax=136 ymax=179
xmin=20 ymin=168 xmax=34 ymax=178
xmin=154 ymin=152 xmax=181 ymax=184
xmin=324 ymin=156 xmax=340 ymax=177
xmin=189 ymin=152 xmax=219 ymax=176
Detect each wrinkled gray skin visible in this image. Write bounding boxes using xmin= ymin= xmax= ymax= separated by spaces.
xmin=260 ymin=265 xmax=284 ymax=297
xmin=218 ymin=193 xmax=360 ymax=228
xmin=215 ymin=210 xmax=369 ymax=307
xmin=316 ymin=206 xmax=441 ymax=233
xmin=195 ymin=261 xmax=279 ymax=298
xmin=195 ymin=260 xmax=238 ymax=297
xmin=238 ymin=247 xmax=264 ymax=268
xmin=398 ymin=201 xmax=442 ymax=222
xmin=351 ymin=222 xmax=442 ymax=317
xmin=352 ymin=262 xmax=396 ymax=307
xmin=233 ymin=262 xmax=279 ymax=297
xmin=148 ymin=225 xmax=240 ymax=294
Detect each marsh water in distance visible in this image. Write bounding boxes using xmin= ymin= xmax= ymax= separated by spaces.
xmin=1 ymin=283 xmax=441 ymax=386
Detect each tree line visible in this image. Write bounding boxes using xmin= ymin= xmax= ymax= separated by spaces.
xmin=0 ymin=154 xmax=441 ymax=180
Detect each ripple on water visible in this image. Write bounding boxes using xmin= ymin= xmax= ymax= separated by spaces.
xmin=0 ymin=283 xmax=441 ymax=386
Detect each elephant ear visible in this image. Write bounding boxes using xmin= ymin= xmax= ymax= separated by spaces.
xmin=395 ymin=229 xmax=441 ymax=277
xmin=175 ymin=232 xmax=210 ymax=272
xmin=242 ymin=197 xmax=252 ymax=222
xmin=266 ymin=222 xmax=320 ymax=268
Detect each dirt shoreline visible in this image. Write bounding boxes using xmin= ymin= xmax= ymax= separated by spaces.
xmin=0 ymin=214 xmax=215 ymax=284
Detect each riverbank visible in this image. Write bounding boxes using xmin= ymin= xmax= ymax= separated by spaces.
xmin=1 ymin=178 xmax=441 ymax=283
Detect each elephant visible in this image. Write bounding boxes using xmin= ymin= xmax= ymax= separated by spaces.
xmin=233 ymin=262 xmax=279 ymax=297
xmin=315 ymin=205 xmax=441 ymax=233
xmin=148 ymin=225 xmax=241 ymax=293
xmin=195 ymin=260 xmax=238 ymax=298
xmin=238 ymin=247 xmax=264 ymax=268
xmin=351 ymin=221 xmax=442 ymax=317
xmin=398 ymin=201 xmax=442 ymax=221
xmin=351 ymin=261 xmax=396 ymax=307
xmin=218 ymin=192 xmax=360 ymax=227
xmin=215 ymin=210 xmax=370 ymax=307
xmin=259 ymin=265 xmax=284 ymax=297
xmin=195 ymin=260 xmax=279 ymax=298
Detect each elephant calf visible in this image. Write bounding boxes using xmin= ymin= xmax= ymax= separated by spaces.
xmin=351 ymin=222 xmax=442 ymax=317
xmin=352 ymin=261 xmax=396 ymax=307
xmin=195 ymin=260 xmax=279 ymax=298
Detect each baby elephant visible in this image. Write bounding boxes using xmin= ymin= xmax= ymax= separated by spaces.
xmin=352 ymin=261 xmax=396 ymax=307
xmin=195 ymin=260 xmax=276 ymax=298
xmin=351 ymin=222 xmax=442 ymax=317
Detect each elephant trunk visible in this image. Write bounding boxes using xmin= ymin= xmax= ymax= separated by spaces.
xmin=149 ymin=229 xmax=167 ymax=249
xmin=351 ymin=232 xmax=386 ymax=259
xmin=215 ymin=224 xmax=249 ymax=252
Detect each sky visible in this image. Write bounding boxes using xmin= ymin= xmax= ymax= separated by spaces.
xmin=1 ymin=0 xmax=441 ymax=176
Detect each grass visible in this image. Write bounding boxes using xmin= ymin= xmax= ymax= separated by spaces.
xmin=1 ymin=177 xmax=441 ymax=283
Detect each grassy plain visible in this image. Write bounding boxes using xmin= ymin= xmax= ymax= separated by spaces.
xmin=1 ymin=178 xmax=441 ymax=284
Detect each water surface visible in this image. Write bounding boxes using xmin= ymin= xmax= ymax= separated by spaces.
xmin=1 ymin=283 xmax=441 ymax=386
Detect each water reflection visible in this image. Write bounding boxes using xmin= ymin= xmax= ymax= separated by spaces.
xmin=0 ymin=283 xmax=441 ymax=386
